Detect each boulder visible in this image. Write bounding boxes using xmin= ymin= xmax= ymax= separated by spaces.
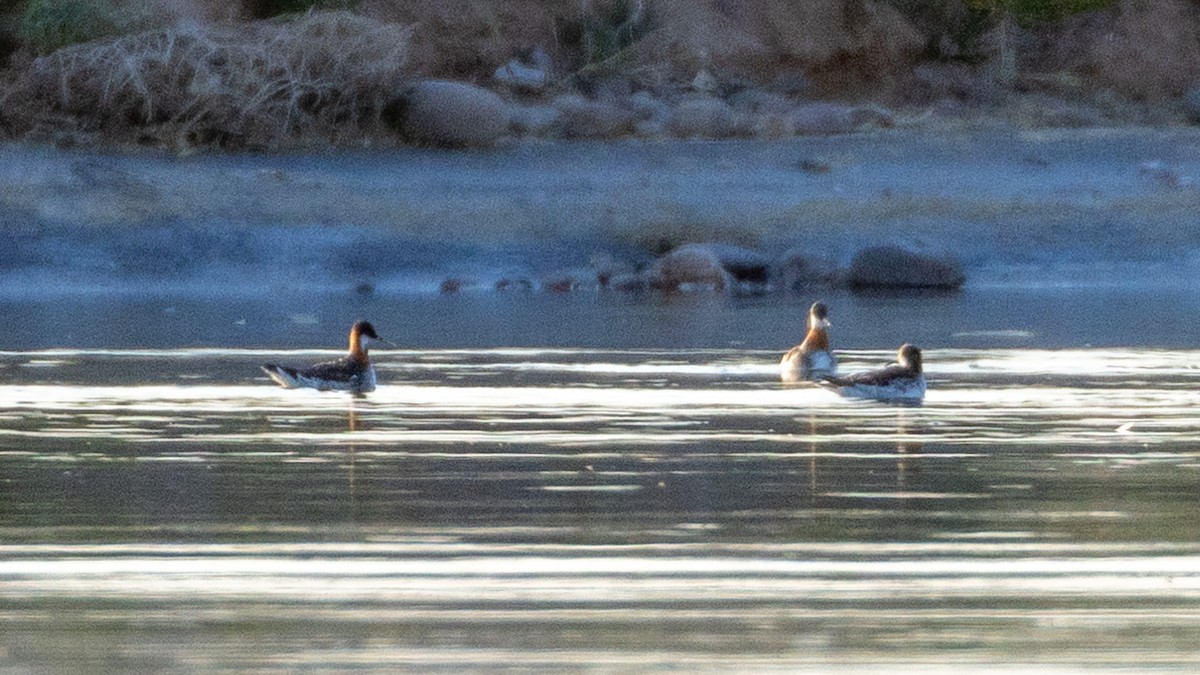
xmin=1186 ymin=83 xmax=1200 ymax=123
xmin=645 ymin=243 xmax=770 ymax=291
xmin=391 ymin=80 xmax=509 ymax=147
xmin=773 ymin=249 xmax=840 ymax=290
xmin=629 ymin=91 xmax=672 ymax=124
xmin=727 ymin=87 xmax=794 ymax=115
xmin=753 ymin=113 xmax=793 ymax=139
xmin=789 ymin=102 xmax=858 ymax=135
xmin=509 ymin=103 xmax=562 ymax=137
xmin=542 ymin=269 xmax=599 ymax=293
xmin=667 ymin=98 xmax=739 ymax=138
xmin=493 ymin=47 xmax=552 ymax=93
xmin=495 ymin=277 xmax=534 ymax=292
xmin=705 ymin=243 xmax=770 ymax=282
xmin=553 ymin=94 xmax=638 ymax=139
xmin=846 ymin=246 xmax=965 ymax=290
xmin=645 ymin=244 xmax=732 ymax=292
xmin=790 ymin=102 xmax=894 ymax=135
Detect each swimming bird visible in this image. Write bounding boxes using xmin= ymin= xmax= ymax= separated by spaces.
xmin=819 ymin=343 xmax=926 ymax=403
xmin=780 ymin=301 xmax=837 ymax=382
xmin=261 ymin=320 xmax=387 ymax=394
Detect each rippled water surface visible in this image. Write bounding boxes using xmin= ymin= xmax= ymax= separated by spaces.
xmin=3 ymin=290 xmax=1200 ymax=671
xmin=3 ymin=338 xmax=1200 ymax=670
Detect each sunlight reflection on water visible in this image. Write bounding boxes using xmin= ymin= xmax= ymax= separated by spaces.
xmin=4 ymin=347 xmax=1200 ymax=670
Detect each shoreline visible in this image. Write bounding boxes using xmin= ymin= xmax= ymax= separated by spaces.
xmin=4 ymin=127 xmax=1200 ymax=296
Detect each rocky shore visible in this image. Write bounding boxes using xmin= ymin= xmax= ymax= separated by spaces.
xmin=3 ymin=127 xmax=1200 ymax=297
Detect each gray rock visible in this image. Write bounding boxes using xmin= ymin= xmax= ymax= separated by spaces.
xmin=790 ymin=102 xmax=859 ymax=135
xmin=667 ymin=98 xmax=739 ymax=138
xmin=494 ymin=47 xmax=551 ymax=93
xmin=850 ymin=105 xmax=895 ymax=129
xmin=392 ymin=80 xmax=510 ymax=147
xmin=727 ymin=88 xmax=794 ymax=116
xmin=773 ymin=249 xmax=840 ymax=289
xmin=691 ymin=69 xmax=719 ymax=93
xmin=753 ymin=113 xmax=793 ymax=139
xmin=846 ymin=246 xmax=965 ymax=290
xmin=1186 ymin=83 xmax=1200 ymax=123
xmin=645 ymin=244 xmax=733 ymax=292
xmin=790 ymin=102 xmax=894 ymax=135
xmin=629 ymin=91 xmax=672 ymax=123
xmin=645 ymin=243 xmax=770 ymax=292
xmin=553 ymin=94 xmax=638 ymax=139
xmin=705 ymin=243 xmax=770 ymax=282
xmin=509 ymin=103 xmax=562 ymax=137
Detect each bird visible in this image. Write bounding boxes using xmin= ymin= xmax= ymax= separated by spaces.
xmin=780 ymin=301 xmax=837 ymax=382
xmin=819 ymin=343 xmax=926 ymax=403
xmin=261 ymin=320 xmax=388 ymax=394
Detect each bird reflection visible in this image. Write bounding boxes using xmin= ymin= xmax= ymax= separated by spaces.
xmin=894 ymin=410 xmax=923 ymax=491
xmin=345 ymin=397 xmax=361 ymax=506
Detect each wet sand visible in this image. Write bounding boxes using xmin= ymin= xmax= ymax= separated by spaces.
xmin=3 ymin=127 xmax=1200 ymax=293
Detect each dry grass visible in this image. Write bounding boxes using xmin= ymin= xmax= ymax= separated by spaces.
xmin=1085 ymin=0 xmax=1200 ymax=101
xmin=1 ymin=10 xmax=412 ymax=148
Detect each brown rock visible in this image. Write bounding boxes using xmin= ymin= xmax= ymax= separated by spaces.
xmin=846 ymin=246 xmax=965 ymax=290
xmin=392 ymin=80 xmax=510 ymax=147
xmin=645 ymin=244 xmax=733 ymax=292
xmin=667 ymin=98 xmax=740 ymax=138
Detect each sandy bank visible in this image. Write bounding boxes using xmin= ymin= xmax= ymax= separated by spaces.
xmin=3 ymin=127 xmax=1200 ymax=294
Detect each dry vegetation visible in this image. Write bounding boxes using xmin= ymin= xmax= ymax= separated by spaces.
xmin=1 ymin=0 xmax=1199 ymax=149
xmin=2 ymin=10 xmax=412 ymax=148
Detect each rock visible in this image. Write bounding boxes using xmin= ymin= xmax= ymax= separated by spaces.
xmin=795 ymin=157 xmax=832 ymax=174
xmin=753 ymin=113 xmax=793 ymax=139
xmin=691 ymin=69 xmax=719 ymax=93
xmin=440 ymin=277 xmax=471 ymax=293
xmin=846 ymin=246 xmax=965 ymax=290
xmin=607 ymin=272 xmax=647 ymax=292
xmin=645 ymin=244 xmax=732 ymax=292
xmin=509 ymin=103 xmax=562 ymax=137
xmin=494 ymin=47 xmax=551 ymax=93
xmin=1011 ymin=95 xmax=1106 ymax=129
xmin=727 ymin=88 xmax=794 ymax=115
xmin=790 ymin=102 xmax=893 ymax=135
xmin=705 ymin=243 xmax=770 ymax=282
xmin=590 ymin=253 xmax=637 ymax=288
xmin=391 ymin=80 xmax=509 ymax=147
xmin=553 ymin=94 xmax=638 ymax=139
xmin=789 ymin=102 xmax=859 ymax=135
xmin=629 ymin=91 xmax=672 ymax=124
xmin=645 ymin=243 xmax=770 ymax=292
xmin=1185 ymin=83 xmax=1200 ymax=123
xmin=911 ymin=63 xmax=989 ymax=103
xmin=850 ymin=105 xmax=895 ymax=129
xmin=495 ymin=277 xmax=534 ymax=292
xmin=772 ymin=250 xmax=840 ymax=290
xmin=667 ymin=98 xmax=739 ymax=138
xmin=542 ymin=269 xmax=599 ymax=293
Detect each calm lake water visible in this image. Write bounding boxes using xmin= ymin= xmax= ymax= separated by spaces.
xmin=3 ymin=287 xmax=1200 ymax=671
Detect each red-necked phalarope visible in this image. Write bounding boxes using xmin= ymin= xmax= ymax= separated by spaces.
xmin=819 ymin=343 xmax=926 ymax=403
xmin=261 ymin=320 xmax=388 ymax=394
xmin=780 ymin=301 xmax=837 ymax=382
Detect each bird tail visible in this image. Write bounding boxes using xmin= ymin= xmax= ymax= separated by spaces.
xmin=261 ymin=364 xmax=300 ymax=388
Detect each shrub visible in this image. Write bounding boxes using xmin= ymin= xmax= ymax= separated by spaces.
xmin=243 ymin=0 xmax=356 ymax=20
xmin=2 ymin=11 xmax=413 ymax=148
xmin=966 ymin=0 xmax=1116 ymax=25
xmin=17 ymin=0 xmax=152 ymax=54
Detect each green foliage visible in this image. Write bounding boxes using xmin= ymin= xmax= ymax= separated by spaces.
xmin=966 ymin=0 xmax=1117 ymax=25
xmin=243 ymin=0 xmax=356 ymax=20
xmin=17 ymin=0 xmax=149 ymax=54
xmin=579 ymin=0 xmax=650 ymax=66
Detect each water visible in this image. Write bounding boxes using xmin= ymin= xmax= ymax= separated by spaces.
xmin=3 ymin=289 xmax=1200 ymax=671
